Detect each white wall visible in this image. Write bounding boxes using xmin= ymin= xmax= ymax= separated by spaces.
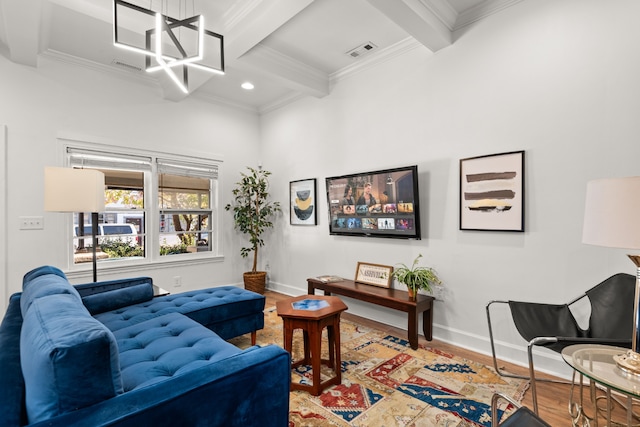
xmin=1 ymin=125 xmax=6 ymax=312
xmin=0 ymin=52 xmax=264 ymax=305
xmin=2 ymin=0 xmax=639 ymax=380
xmin=260 ymin=0 xmax=640 ymax=378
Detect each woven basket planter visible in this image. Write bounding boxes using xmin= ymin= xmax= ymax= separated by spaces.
xmin=243 ymin=271 xmax=267 ymax=294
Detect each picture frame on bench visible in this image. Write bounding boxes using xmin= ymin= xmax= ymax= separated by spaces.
xmin=354 ymin=262 xmax=393 ymax=288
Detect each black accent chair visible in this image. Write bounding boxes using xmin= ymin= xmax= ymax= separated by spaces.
xmin=491 ymin=393 xmax=551 ymax=427
xmin=486 ymin=273 xmax=635 ymax=414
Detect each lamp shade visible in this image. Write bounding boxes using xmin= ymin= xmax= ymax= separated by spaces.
xmin=44 ymin=167 xmax=105 ymax=213
xmin=582 ymin=176 xmax=640 ymax=250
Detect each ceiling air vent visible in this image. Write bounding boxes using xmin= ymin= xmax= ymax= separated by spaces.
xmin=345 ymin=42 xmax=378 ymax=59
xmin=111 ymin=59 xmax=142 ymax=73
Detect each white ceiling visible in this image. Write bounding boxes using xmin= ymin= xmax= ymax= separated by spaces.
xmin=0 ymin=0 xmax=523 ymax=113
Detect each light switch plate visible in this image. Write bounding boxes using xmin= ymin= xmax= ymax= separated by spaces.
xmin=19 ymin=216 xmax=44 ymax=230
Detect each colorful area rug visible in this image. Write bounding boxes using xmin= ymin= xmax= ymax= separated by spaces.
xmin=229 ymin=308 xmax=528 ymax=427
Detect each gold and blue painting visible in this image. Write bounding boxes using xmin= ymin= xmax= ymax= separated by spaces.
xmin=290 ymin=178 xmax=317 ymax=225
xmin=459 ymin=150 xmax=525 ymax=232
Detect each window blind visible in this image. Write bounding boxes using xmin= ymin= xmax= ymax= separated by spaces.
xmin=156 ymin=158 xmax=218 ymax=179
xmin=67 ymin=147 xmax=152 ymax=171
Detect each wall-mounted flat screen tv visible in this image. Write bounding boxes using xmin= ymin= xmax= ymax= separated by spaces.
xmin=326 ymin=165 xmax=421 ymax=239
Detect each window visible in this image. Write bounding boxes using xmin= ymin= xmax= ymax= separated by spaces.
xmin=64 ymin=144 xmax=220 ymax=269
xmin=157 ymin=159 xmax=216 ymax=256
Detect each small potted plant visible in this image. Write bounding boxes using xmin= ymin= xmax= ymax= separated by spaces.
xmin=225 ymin=167 xmax=281 ymax=294
xmin=392 ymin=254 xmax=441 ymax=300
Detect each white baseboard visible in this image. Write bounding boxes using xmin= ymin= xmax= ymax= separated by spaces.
xmin=431 ymin=323 xmax=574 ymax=380
xmin=266 ymin=280 xmax=574 ymax=380
xmin=266 ymin=281 xmax=300 ymax=297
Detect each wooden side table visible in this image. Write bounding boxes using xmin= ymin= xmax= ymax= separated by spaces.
xmin=276 ymin=295 xmax=348 ymax=396
xmin=307 ymin=278 xmax=434 ymax=349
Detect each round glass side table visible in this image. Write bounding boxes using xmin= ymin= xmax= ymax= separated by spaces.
xmin=562 ymin=344 xmax=640 ymax=426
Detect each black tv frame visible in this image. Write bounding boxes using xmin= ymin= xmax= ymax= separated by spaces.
xmin=326 ymin=165 xmax=421 ymax=240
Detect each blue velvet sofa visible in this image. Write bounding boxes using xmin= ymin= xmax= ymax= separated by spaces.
xmin=0 ymin=266 xmax=291 ymax=427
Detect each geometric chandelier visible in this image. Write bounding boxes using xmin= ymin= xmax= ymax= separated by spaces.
xmin=113 ymin=0 xmax=224 ymax=94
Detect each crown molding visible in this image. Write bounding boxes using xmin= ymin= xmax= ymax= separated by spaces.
xmin=192 ymin=91 xmax=259 ymax=114
xmin=454 ymin=0 xmax=525 ymax=30
xmin=40 ymin=49 xmax=157 ymax=87
xmin=243 ymin=43 xmax=329 ymax=97
xmin=330 ymin=37 xmax=425 ymax=86
xmin=40 ymin=49 xmax=261 ymax=114
xmin=259 ymin=91 xmax=307 ymax=115
xmin=260 ymin=37 xmax=426 ymax=115
xmin=223 ymin=0 xmax=263 ymax=32
xmin=252 ymin=43 xmax=328 ymax=84
xmin=419 ymin=0 xmax=459 ymax=31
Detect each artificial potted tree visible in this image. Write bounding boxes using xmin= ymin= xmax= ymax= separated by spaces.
xmin=225 ymin=167 xmax=281 ymax=294
xmin=392 ymin=254 xmax=441 ymax=300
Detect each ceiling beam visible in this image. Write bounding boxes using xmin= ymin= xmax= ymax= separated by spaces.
xmin=224 ymin=0 xmax=315 ymax=61
xmin=1 ymin=0 xmax=45 ymax=66
xmin=366 ymin=0 xmax=453 ymax=52
xmin=238 ymin=44 xmax=328 ymax=98
xmin=154 ymin=0 xmax=320 ymax=101
xmin=224 ymin=0 xmax=328 ymax=98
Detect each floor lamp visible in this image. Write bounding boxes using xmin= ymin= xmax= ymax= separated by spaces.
xmin=44 ymin=167 xmax=105 ymax=282
xmin=582 ymin=176 xmax=640 ymax=372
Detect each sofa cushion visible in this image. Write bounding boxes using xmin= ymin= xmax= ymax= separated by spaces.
xmin=95 ymin=286 xmax=265 ymax=333
xmin=113 ymin=312 xmax=241 ymax=391
xmin=20 ymin=266 xmax=81 ymax=316
xmin=22 ymin=265 xmax=67 ymax=286
xmin=82 ymin=283 xmax=154 ymax=315
xmin=20 ymin=294 xmax=123 ymax=424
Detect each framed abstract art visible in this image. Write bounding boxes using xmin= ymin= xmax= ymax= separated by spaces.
xmin=290 ymin=178 xmax=317 ymax=225
xmin=459 ymin=150 xmax=525 ymax=232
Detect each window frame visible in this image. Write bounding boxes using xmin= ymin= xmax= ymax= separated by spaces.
xmin=157 ymin=158 xmax=217 ymax=256
xmin=60 ymin=139 xmax=223 ymax=276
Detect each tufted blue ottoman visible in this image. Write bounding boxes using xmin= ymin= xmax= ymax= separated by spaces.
xmin=95 ymin=286 xmax=265 ymax=344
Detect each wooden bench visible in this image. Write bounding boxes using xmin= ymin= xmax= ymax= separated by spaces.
xmin=307 ymin=278 xmax=434 ymax=349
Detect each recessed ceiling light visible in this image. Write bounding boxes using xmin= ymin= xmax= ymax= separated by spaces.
xmin=241 ymin=82 xmax=254 ymax=90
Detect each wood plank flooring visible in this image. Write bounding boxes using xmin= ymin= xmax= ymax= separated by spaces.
xmin=264 ymin=290 xmax=574 ymax=426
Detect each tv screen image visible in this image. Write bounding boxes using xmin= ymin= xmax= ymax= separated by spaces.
xmin=326 ymin=165 xmax=421 ymax=239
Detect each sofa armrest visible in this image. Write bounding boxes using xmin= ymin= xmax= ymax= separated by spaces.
xmin=74 ymin=277 xmax=154 ymax=297
xmin=0 ymin=294 xmax=28 ymax=427
xmin=27 ymin=345 xmax=291 ymax=427
xmin=75 ymin=278 xmax=155 ymax=314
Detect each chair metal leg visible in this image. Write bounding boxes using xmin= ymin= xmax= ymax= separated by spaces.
xmin=487 ymin=300 xmax=538 ymax=380
xmin=492 ymin=392 xmax=522 ymax=424
xmin=492 ymin=392 xmax=551 ymax=426
xmin=486 ymin=300 xmax=571 ymax=415
xmin=528 ymin=336 xmax=576 ymax=415
xmin=486 ymin=300 xmax=526 ymax=378
xmin=528 ymin=340 xmax=541 ymax=414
